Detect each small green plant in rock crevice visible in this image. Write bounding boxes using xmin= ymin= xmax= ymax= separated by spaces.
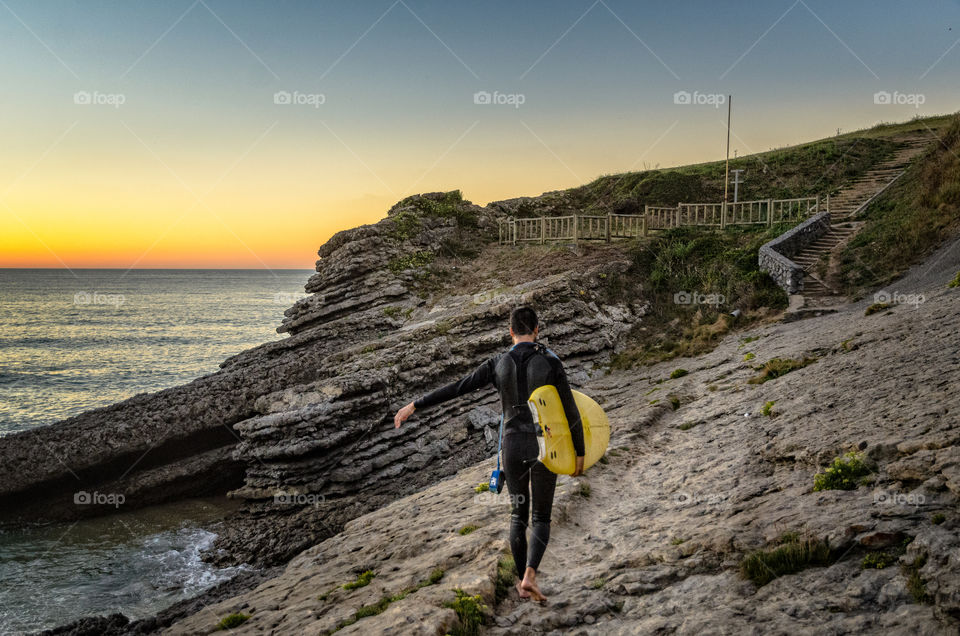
xmin=761 ymin=401 xmax=776 ymax=417
xmin=458 ymin=525 xmax=478 ymax=535
xmin=670 ymin=368 xmax=688 ymax=379
xmin=494 ymin=555 xmax=516 ymax=603
xmin=343 ymin=570 xmax=376 ymax=590
xmin=865 ymin=302 xmax=892 ymax=316
xmin=748 ymin=356 xmax=818 ymax=384
xmin=216 ymin=613 xmax=251 ymax=630
xmin=904 ymin=552 xmax=932 ymax=604
xmin=444 ymin=589 xmax=488 ymax=636
xmin=949 ymin=271 xmax=960 ymax=288
xmin=813 ymin=451 xmax=872 ymax=491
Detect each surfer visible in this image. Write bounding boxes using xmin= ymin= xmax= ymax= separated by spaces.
xmin=393 ymin=306 xmax=585 ymax=603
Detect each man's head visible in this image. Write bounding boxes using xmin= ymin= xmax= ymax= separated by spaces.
xmin=510 ymin=306 xmax=539 ymax=342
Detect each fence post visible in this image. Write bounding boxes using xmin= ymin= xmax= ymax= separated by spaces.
xmin=766 ymin=199 xmax=772 ymax=226
xmin=572 ymin=215 xmax=578 ymax=244
xmin=815 ymin=194 xmax=820 ymax=216
xmin=675 ymin=205 xmax=680 ymax=228
xmin=825 ymin=193 xmax=830 ymax=214
xmin=720 ymin=202 xmax=726 ymax=229
xmin=540 ymin=217 xmax=545 ymax=244
xmin=606 ymin=213 xmax=611 ymax=242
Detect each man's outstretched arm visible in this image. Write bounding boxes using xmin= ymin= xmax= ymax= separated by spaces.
xmin=394 ymin=358 xmax=495 ymax=428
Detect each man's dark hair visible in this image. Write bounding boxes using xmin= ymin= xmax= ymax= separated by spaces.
xmin=510 ymin=306 xmax=539 ymax=336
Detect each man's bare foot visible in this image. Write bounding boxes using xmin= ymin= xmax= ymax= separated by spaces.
xmin=516 ymin=581 xmax=530 ymax=599
xmin=520 ymin=567 xmax=547 ymax=603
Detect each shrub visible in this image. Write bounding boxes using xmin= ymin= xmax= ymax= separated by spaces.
xmin=862 ymin=552 xmax=896 ymax=569
xmin=670 ymin=368 xmax=688 ymax=379
xmin=904 ymin=553 xmax=931 ymax=604
xmin=761 ymin=401 xmax=775 ymax=417
xmin=444 ymin=589 xmax=488 ymax=636
xmin=813 ymin=451 xmax=871 ymax=491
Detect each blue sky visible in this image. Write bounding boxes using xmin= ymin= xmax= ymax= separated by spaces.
xmin=1 ymin=0 xmax=958 ymax=266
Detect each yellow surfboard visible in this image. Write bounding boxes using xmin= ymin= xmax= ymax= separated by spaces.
xmin=527 ymin=386 xmax=610 ymax=475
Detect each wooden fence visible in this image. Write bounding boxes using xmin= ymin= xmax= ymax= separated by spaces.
xmin=498 ymin=195 xmax=824 ymax=245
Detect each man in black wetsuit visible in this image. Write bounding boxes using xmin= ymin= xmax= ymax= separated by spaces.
xmin=393 ymin=306 xmax=585 ymax=602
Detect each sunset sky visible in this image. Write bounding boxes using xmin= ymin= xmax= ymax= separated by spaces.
xmin=1 ymin=0 xmax=958 ymax=268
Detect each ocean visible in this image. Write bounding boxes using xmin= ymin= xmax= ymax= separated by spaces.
xmin=0 ymin=268 xmax=312 ymax=633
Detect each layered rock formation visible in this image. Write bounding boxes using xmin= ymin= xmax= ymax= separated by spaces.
xmin=164 ymin=247 xmax=960 ymax=635
xmin=0 ymin=192 xmax=645 ymax=569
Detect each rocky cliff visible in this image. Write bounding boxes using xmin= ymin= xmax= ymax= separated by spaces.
xmin=162 ymin=236 xmax=960 ymax=635
xmin=0 ymin=192 xmax=645 ymax=569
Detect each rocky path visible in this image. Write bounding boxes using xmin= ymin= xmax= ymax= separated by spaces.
xmin=793 ymin=134 xmax=934 ymax=306
xmin=163 ymin=240 xmax=960 ymax=635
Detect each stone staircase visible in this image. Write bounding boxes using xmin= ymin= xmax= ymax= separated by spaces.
xmin=792 ymin=135 xmax=935 ymax=305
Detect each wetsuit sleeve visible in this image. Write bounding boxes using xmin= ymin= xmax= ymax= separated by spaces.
xmin=551 ymin=358 xmax=585 ymax=457
xmin=413 ymin=358 xmax=495 ymax=410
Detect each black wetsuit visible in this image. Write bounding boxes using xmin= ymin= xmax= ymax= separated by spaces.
xmin=414 ymin=341 xmax=584 ymax=575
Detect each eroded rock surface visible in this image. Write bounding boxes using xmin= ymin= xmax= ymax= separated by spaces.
xmin=165 ymin=275 xmax=960 ymax=635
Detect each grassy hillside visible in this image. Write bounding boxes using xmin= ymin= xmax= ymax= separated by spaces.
xmin=838 ymin=116 xmax=960 ymax=296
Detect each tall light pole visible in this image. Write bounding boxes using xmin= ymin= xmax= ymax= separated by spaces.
xmin=722 ymin=95 xmax=732 ymax=228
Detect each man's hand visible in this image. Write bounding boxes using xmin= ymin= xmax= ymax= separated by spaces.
xmin=572 ymin=455 xmax=585 ymax=477
xmin=394 ymin=402 xmax=416 ymax=428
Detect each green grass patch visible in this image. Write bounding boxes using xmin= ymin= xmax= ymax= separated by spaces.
xmin=677 ymin=421 xmax=698 ymax=431
xmin=904 ymin=553 xmax=931 ymax=604
xmin=761 ymin=401 xmax=776 ymax=417
xmin=494 ymin=556 xmax=516 ymax=603
xmin=579 ymin=482 xmax=592 ymax=498
xmin=458 ymin=525 xmax=478 ymax=535
xmin=609 ymin=225 xmax=789 ymax=369
xmin=739 ymin=536 xmax=833 ymax=587
xmin=591 ymin=577 xmax=606 ymax=588
xmin=743 ymin=352 xmax=755 ymax=361
xmin=950 ymin=272 xmax=960 ymax=288
xmin=474 ymin=482 xmax=489 ymax=493
xmin=748 ymin=356 xmax=818 ymax=384
xmin=216 ymin=613 xmax=251 ymax=630
xmin=343 ymin=570 xmax=376 ymax=590
xmin=862 ymin=551 xmax=897 ymax=569
xmin=932 ymin=513 xmax=946 ymax=525
xmin=444 ymin=589 xmax=488 ymax=636
xmin=813 ymin=451 xmax=871 ymax=491
xmin=388 ymin=250 xmax=434 ymax=274
xmin=670 ymin=368 xmax=688 ymax=379
xmin=671 ymin=537 xmax=686 ymax=545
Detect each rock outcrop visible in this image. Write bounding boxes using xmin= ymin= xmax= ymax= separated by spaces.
xmin=163 ymin=253 xmax=960 ymax=635
xmin=0 ymin=193 xmax=645 ymax=569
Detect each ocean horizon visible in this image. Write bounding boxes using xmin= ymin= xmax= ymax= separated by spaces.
xmin=0 ymin=268 xmax=313 ymax=436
